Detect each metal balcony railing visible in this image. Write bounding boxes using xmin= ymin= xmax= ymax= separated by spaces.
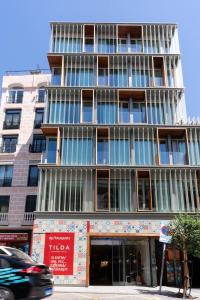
xmin=35 ymin=94 xmax=45 ymax=103
xmin=0 ymin=213 xmax=8 ymax=225
xmin=3 ymin=121 xmax=20 ymax=130
xmin=23 ymin=212 xmax=35 ymax=225
xmin=6 ymin=96 xmax=23 ymax=104
xmin=29 ymin=142 xmax=46 ymax=153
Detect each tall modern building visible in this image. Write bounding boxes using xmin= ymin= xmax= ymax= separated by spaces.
xmin=32 ymin=22 xmax=200 ymax=287
xmin=0 ymin=71 xmax=50 ymax=252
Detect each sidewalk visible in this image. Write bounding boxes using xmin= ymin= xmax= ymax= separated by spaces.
xmin=54 ymin=285 xmax=200 ymax=298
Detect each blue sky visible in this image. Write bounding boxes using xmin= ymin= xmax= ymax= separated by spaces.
xmin=0 ymin=0 xmax=199 ymax=117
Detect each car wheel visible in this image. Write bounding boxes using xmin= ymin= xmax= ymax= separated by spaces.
xmin=0 ymin=288 xmax=14 ymax=300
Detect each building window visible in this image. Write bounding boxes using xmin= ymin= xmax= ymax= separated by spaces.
xmin=47 ymin=138 xmax=57 ymax=163
xmin=154 ymin=68 xmax=164 ymax=86
xmin=0 ymin=165 xmax=13 ymax=187
xmin=4 ymin=110 xmax=21 ymax=130
xmin=34 ymin=108 xmax=44 ymax=128
xmin=97 ymin=171 xmax=109 ymax=211
xmin=98 ymin=39 xmax=116 ymax=53
xmin=138 ymin=176 xmax=152 ymax=211
xmin=159 ymin=139 xmax=170 ymax=164
xmin=8 ymin=87 xmax=23 ymax=103
xmin=37 ymin=87 xmax=45 ymax=103
xmin=97 ymin=139 xmax=109 ymax=164
xmin=119 ymin=101 xmax=129 ymax=123
xmin=110 ymin=139 xmax=130 ymax=165
xmin=110 ymin=69 xmax=128 ymax=87
xmin=51 ymin=68 xmax=61 ymax=85
xmin=27 ymin=166 xmax=39 ymax=186
xmin=25 ymin=195 xmax=37 ymax=212
xmin=48 ymin=101 xmax=80 ymax=124
xmin=85 ymin=38 xmax=94 ymax=52
xmin=0 ymin=196 xmax=9 ymax=213
xmin=132 ymin=102 xmax=146 ymax=123
xmin=97 ymin=102 xmax=117 ymax=124
xmin=159 ymin=138 xmax=187 ymax=165
xmin=61 ymin=138 xmax=93 ymax=165
xmin=30 ymin=135 xmax=46 ymax=153
xmin=1 ymin=135 xmax=18 ymax=153
xmin=132 ymin=69 xmax=150 ymax=87
xmin=98 ymin=68 xmax=108 ymax=86
xmin=135 ymin=140 xmax=156 ymax=165
xmin=118 ymin=39 xmax=128 ymax=52
xmin=130 ymin=39 xmax=142 ymax=52
xmin=82 ymin=100 xmax=93 ymax=123
xmin=66 ymin=68 xmax=94 ymax=86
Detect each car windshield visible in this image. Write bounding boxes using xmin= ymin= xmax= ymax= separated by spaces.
xmin=7 ymin=248 xmax=35 ymax=264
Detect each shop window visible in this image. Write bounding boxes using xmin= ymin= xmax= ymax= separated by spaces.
xmin=25 ymin=195 xmax=37 ymax=212
xmin=137 ymin=171 xmax=152 ymax=211
xmin=0 ymin=196 xmax=9 ymax=213
xmin=27 ymin=165 xmax=39 ymax=187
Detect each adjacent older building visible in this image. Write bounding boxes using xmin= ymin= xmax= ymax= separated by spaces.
xmin=32 ymin=22 xmax=200 ymax=287
xmin=0 ymin=70 xmax=51 ymax=252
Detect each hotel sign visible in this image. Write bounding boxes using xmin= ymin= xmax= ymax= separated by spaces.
xmin=159 ymin=221 xmax=172 ymax=244
xmin=44 ymin=232 xmax=75 ymax=275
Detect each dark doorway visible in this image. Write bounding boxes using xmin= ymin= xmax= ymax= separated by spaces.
xmin=90 ymin=244 xmax=112 ymax=285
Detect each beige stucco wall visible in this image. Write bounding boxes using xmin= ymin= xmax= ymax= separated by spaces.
xmin=0 ymin=72 xmax=51 ymax=229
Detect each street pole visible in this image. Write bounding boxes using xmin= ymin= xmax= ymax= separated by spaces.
xmin=159 ymin=243 xmax=166 ymax=294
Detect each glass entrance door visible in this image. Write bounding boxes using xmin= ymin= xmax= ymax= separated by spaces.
xmin=90 ymin=237 xmax=153 ymax=286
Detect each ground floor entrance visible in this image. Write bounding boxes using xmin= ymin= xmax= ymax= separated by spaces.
xmin=90 ymin=237 xmax=153 ymax=286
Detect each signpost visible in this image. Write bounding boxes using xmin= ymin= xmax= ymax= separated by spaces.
xmin=44 ymin=232 xmax=75 ymax=275
xmin=159 ymin=221 xmax=172 ymax=294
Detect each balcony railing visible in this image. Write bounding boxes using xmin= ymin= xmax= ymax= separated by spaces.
xmin=0 ymin=213 xmax=8 ymax=225
xmin=6 ymin=96 xmax=23 ymax=104
xmin=3 ymin=121 xmax=20 ymax=130
xmin=23 ymin=212 xmax=35 ymax=225
xmin=0 ymin=144 xmax=17 ymax=153
xmin=35 ymin=95 xmax=45 ymax=103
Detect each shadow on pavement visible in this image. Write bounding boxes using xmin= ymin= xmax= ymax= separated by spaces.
xmin=135 ymin=289 xmax=198 ymax=299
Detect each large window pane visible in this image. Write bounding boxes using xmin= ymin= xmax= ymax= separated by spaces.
xmin=110 ymin=140 xmax=130 ymax=165
xmin=47 ymin=139 xmax=57 ymax=163
xmin=62 ymin=138 xmax=93 ymax=165
xmin=97 ymin=102 xmax=117 ymax=124
xmin=97 ymin=140 xmax=109 ymax=164
xmin=135 ymin=140 xmax=156 ymax=165
xmin=160 ymin=140 xmax=170 ymax=164
xmin=48 ymin=101 xmax=80 ymax=124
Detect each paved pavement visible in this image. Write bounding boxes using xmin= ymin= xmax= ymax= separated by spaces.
xmin=48 ymin=286 xmax=200 ymax=299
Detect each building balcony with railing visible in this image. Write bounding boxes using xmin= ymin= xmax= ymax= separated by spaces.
xmin=49 ymin=54 xmax=183 ymax=89
xmin=22 ymin=212 xmax=35 ymax=225
xmin=49 ymin=23 xmax=180 ymax=55
xmin=40 ymin=125 xmax=200 ymax=167
xmin=37 ymin=167 xmax=200 ymax=213
xmin=0 ymin=213 xmax=9 ymax=225
xmin=44 ymin=88 xmax=186 ymax=126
